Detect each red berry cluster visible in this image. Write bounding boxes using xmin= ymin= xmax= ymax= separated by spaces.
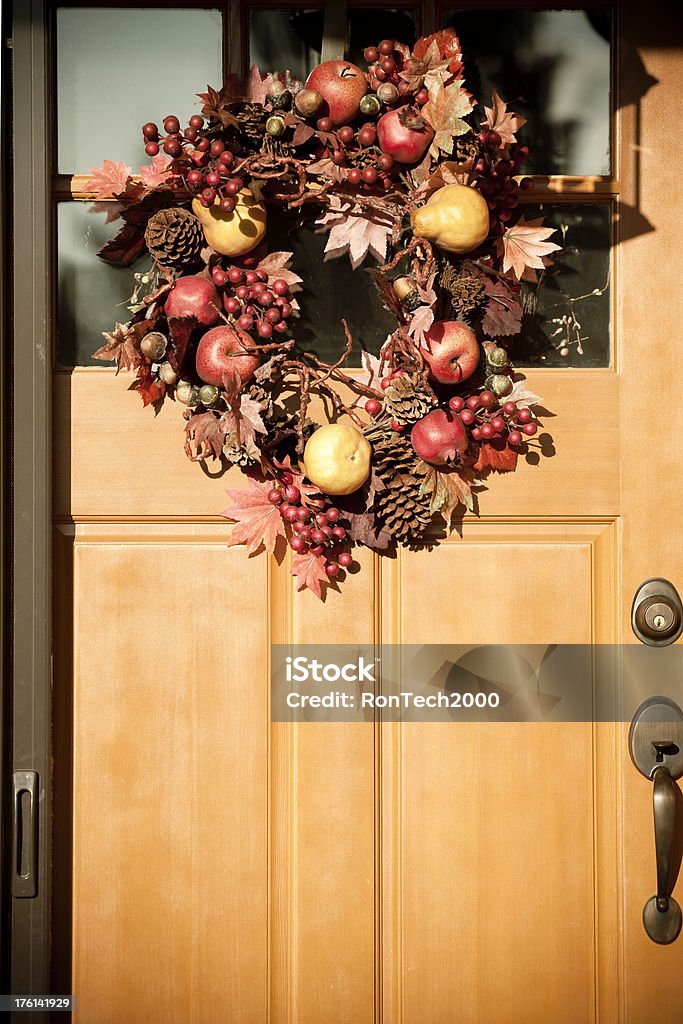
xmin=472 ymin=136 xmax=534 ymax=234
xmin=448 ymin=393 xmax=537 ymax=446
xmin=364 ymin=39 xmax=427 ymax=104
xmin=142 ymin=115 xmax=246 ymax=211
xmin=313 ymin=121 xmax=394 ymax=188
xmin=211 ymin=263 xmax=293 ymax=341
xmin=267 ymin=473 xmax=354 ymax=577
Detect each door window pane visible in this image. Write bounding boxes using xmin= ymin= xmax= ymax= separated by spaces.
xmin=249 ymin=8 xmax=416 ymax=83
xmin=57 ymin=202 xmax=150 ymax=368
xmin=443 ymin=10 xmax=611 ymax=175
xmin=56 ymin=8 xmax=223 ymax=173
xmin=515 ymin=203 xmax=611 ymax=367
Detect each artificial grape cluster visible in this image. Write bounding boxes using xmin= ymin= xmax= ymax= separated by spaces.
xmin=448 ymin=392 xmax=538 ymax=445
xmin=473 ymin=135 xmax=534 ymax=234
xmin=210 ymin=261 xmax=294 ymax=341
xmin=267 ymin=472 xmax=355 ymax=578
xmin=142 ymin=115 xmax=246 ymax=212
xmin=363 ymin=39 xmax=428 ymax=106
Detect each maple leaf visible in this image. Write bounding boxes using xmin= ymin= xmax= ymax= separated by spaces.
xmin=256 ymin=252 xmax=303 ymax=293
xmin=406 ymin=304 xmax=435 ymax=346
xmin=292 ymin=122 xmax=315 ymax=147
xmin=483 ymin=91 xmax=527 ymax=148
xmin=496 ymin=216 xmax=561 ymax=280
xmin=223 ymin=477 xmax=287 ymax=555
xmin=197 ymin=83 xmax=241 ymax=129
xmin=315 ymin=197 xmax=395 ymax=269
xmin=355 ymin=350 xmax=390 ymax=391
xmin=93 ymin=321 xmax=144 ymax=372
xmin=246 ymin=64 xmax=267 ymax=106
xmin=419 ymin=463 xmax=477 ymax=531
xmin=97 ymin=223 xmax=147 ymax=266
xmin=413 ymin=28 xmax=464 ymax=79
xmin=481 ymin=277 xmax=523 ymax=337
xmin=167 ymin=316 xmax=196 ymax=375
xmin=137 ymin=154 xmax=176 ymax=190
xmin=221 ymin=394 xmax=267 ymax=451
xmin=508 ymin=378 xmax=543 ymax=409
xmin=401 ymin=39 xmax=452 ymax=93
xmin=422 ymin=82 xmax=473 ymax=158
xmin=185 ymin=409 xmax=227 ymax=461
xmin=473 ymin=438 xmax=519 ymax=474
xmin=291 ymin=550 xmax=330 ymax=600
xmin=84 ymin=160 xmax=132 ymax=199
xmin=132 ymin=361 xmax=166 ymax=409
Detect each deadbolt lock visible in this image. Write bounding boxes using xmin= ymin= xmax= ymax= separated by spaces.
xmin=632 ymin=579 xmax=683 ymax=646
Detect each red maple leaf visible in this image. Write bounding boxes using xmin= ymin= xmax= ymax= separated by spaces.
xmin=185 ymin=410 xmax=227 ymax=461
xmin=291 ymin=550 xmax=329 ymax=600
xmin=84 ymin=160 xmax=132 ymax=199
xmin=481 ymin=277 xmax=523 ymax=337
xmin=473 ymin=439 xmax=518 ymax=474
xmin=246 ymin=63 xmax=267 ymax=105
xmin=412 ymin=28 xmax=464 ymax=79
xmin=93 ymin=321 xmax=143 ymax=373
xmin=223 ymin=477 xmax=287 ymax=555
xmin=132 ymin=361 xmax=166 ymax=409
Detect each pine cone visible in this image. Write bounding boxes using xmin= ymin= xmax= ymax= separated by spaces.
xmin=145 ymin=208 xmax=203 ymax=272
xmin=383 ymin=374 xmax=434 ymax=426
xmin=440 ymin=264 xmax=486 ymax=320
xmin=237 ymin=104 xmax=266 ymax=147
xmin=453 ymin=131 xmax=481 ymax=167
xmin=371 ymin=434 xmax=433 ymax=545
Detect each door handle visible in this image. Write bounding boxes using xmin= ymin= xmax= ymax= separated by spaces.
xmin=629 ymin=697 xmax=683 ymax=944
xmin=11 ymin=770 xmax=38 ymax=898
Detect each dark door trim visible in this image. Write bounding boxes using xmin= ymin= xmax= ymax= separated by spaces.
xmin=8 ymin=0 xmax=53 ymax=1004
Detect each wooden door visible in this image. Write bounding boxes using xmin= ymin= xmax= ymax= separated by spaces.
xmin=45 ymin=2 xmax=683 ymax=1022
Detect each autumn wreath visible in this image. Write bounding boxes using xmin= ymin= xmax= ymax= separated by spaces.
xmin=91 ymin=28 xmax=559 ymax=599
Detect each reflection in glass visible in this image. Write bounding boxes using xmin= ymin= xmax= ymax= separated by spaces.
xmin=515 ymin=204 xmax=611 ymax=367
xmin=443 ymin=10 xmax=611 ymax=176
xmin=57 ymin=203 xmax=151 ymax=367
xmin=57 ymin=8 xmax=222 ymax=173
xmin=249 ymin=9 xmax=416 ymax=83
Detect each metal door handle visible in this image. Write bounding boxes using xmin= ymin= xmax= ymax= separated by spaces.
xmin=11 ymin=770 xmax=38 ymax=898
xmin=629 ymin=697 xmax=683 ymax=944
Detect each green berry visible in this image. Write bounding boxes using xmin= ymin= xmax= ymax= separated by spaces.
xmin=359 ymin=94 xmax=381 ymax=117
xmin=199 ymin=384 xmax=220 ymax=407
xmin=487 ymin=346 xmax=509 ymax=369
xmin=266 ymin=115 xmax=285 ymax=137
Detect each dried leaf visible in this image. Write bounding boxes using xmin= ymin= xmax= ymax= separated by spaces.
xmin=422 ymin=82 xmax=473 ymax=158
xmin=291 ymin=550 xmax=330 ymax=600
xmin=481 ymin=277 xmax=523 ymax=337
xmin=412 ymin=28 xmax=464 ymax=80
xmin=483 ymin=91 xmax=526 ymax=148
xmin=167 ymin=316 xmax=196 ymax=375
xmin=508 ymin=378 xmax=543 ymax=409
xmin=315 ymin=197 xmax=395 ymax=269
xmin=306 ymin=156 xmax=347 ymax=183
xmin=419 ymin=463 xmax=476 ymax=530
xmin=246 ymin=64 xmax=267 ymax=106
xmin=368 ymin=269 xmax=404 ymax=319
xmin=185 ymin=410 xmax=227 ymax=460
xmin=223 ymin=477 xmax=287 ymax=555
xmin=96 ymin=223 xmax=147 ymax=267
xmin=221 ymin=394 xmax=267 ymax=450
xmin=473 ymin=438 xmax=518 ymax=474
xmin=137 ymin=154 xmax=177 ymax=190
xmin=133 ymin=361 xmax=166 ymax=409
xmin=256 ymin=251 xmax=303 ymax=293
xmin=88 ymin=201 xmax=125 ymax=225
xmin=93 ymin=321 xmax=147 ymax=372
xmin=355 ymin=350 xmax=390 ymax=390
xmin=400 ymin=39 xmax=452 ymax=93
xmin=292 ymin=123 xmax=315 ymax=147
xmin=84 ymin=160 xmax=132 ymax=199
xmin=406 ymin=304 xmax=435 ymax=346
xmin=343 ymin=510 xmax=393 ymax=552
xmin=496 ymin=216 xmax=561 ymax=280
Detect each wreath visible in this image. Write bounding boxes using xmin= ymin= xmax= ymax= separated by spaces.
xmin=90 ymin=28 xmax=560 ymax=599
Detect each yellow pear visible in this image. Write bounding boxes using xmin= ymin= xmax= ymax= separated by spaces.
xmin=303 ymin=423 xmax=371 ymax=496
xmin=411 ymin=183 xmax=489 ymax=254
xmin=191 ymin=190 xmax=266 ymax=257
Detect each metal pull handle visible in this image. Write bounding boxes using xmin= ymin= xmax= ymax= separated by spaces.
xmin=11 ymin=770 xmax=38 ymax=898
xmin=629 ymin=697 xmax=683 ymax=944
xmin=653 ymin=766 xmax=677 ymax=914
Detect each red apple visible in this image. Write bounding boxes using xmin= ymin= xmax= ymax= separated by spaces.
xmin=305 ymin=61 xmax=368 ymax=126
xmin=165 ymin=275 xmax=221 ymax=327
xmin=195 ymin=325 xmax=259 ymax=387
xmin=421 ymin=320 xmax=480 ymax=385
xmin=377 ymin=107 xmax=434 ymax=164
xmin=411 ymin=408 xmax=468 ymax=465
